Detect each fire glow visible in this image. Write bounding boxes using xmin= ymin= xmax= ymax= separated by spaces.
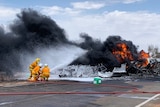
xmin=138 ymin=50 xmax=150 ymax=67
xmin=112 ymin=43 xmax=134 ymax=63
xmin=112 ymin=43 xmax=150 ymax=68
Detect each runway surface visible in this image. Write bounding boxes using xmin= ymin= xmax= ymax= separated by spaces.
xmin=0 ymin=76 xmax=160 ymax=107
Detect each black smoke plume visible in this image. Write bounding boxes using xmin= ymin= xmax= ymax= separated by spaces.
xmin=70 ymin=34 xmax=138 ymax=70
xmin=0 ymin=8 xmax=69 ymax=75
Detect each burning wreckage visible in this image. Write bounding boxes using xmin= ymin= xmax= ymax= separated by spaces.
xmin=57 ymin=57 xmax=160 ymax=79
xmin=58 ymin=48 xmax=160 ymax=78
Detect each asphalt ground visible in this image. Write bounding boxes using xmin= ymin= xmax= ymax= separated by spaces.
xmin=0 ymin=77 xmax=160 ymax=107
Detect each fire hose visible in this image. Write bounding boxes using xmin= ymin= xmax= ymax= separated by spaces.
xmin=0 ymin=81 xmax=160 ymax=95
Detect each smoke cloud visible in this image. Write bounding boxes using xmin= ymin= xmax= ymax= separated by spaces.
xmin=0 ymin=8 xmax=78 ymax=75
xmin=70 ymin=34 xmax=138 ymax=69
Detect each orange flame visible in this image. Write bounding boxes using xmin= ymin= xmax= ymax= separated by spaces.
xmin=138 ymin=50 xmax=150 ymax=67
xmin=112 ymin=43 xmax=133 ymax=63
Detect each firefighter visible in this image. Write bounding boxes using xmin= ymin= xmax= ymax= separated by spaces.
xmin=39 ymin=64 xmax=50 ymax=81
xmin=28 ymin=58 xmax=40 ymax=79
xmin=29 ymin=63 xmax=42 ymax=81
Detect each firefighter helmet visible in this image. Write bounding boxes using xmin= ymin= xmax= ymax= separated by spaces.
xmin=44 ymin=64 xmax=48 ymax=66
xmin=39 ymin=63 xmax=43 ymax=67
xmin=36 ymin=58 xmax=40 ymax=62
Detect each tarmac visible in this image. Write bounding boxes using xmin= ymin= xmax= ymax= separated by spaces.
xmin=0 ymin=76 xmax=160 ymax=107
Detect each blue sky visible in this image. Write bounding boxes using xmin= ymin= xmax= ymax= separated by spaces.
xmin=0 ymin=0 xmax=160 ymax=51
xmin=0 ymin=0 xmax=159 ymax=12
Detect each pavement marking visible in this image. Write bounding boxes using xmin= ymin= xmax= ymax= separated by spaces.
xmin=135 ymin=94 xmax=160 ymax=107
xmin=0 ymin=95 xmax=53 ymax=106
xmin=0 ymin=102 xmax=13 ymax=105
xmin=118 ymin=94 xmax=159 ymax=100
